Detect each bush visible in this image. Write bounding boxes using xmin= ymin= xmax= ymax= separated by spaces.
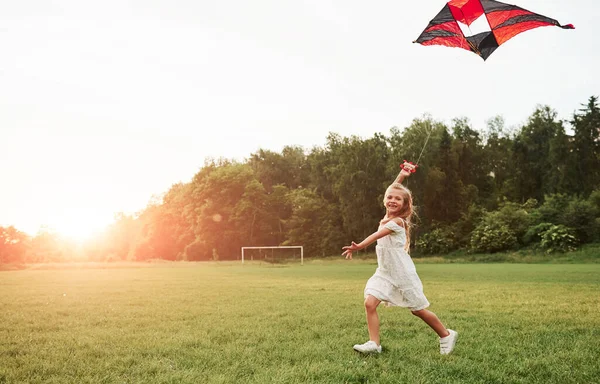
xmin=534 ymin=194 xmax=571 ymax=224
xmin=529 ymin=193 xmax=598 ymax=244
xmin=452 ymin=204 xmax=487 ymax=247
xmin=183 ymin=238 xmax=210 ymax=261
xmin=539 ymin=225 xmax=578 ymax=253
xmin=468 ymin=200 xmax=532 ymax=253
xmin=494 ymin=201 xmax=533 ymax=244
xmin=589 ymin=189 xmax=600 ymax=211
xmin=523 ymin=222 xmax=554 ymax=246
xmin=470 ymin=220 xmax=517 ymax=253
xmin=416 ymin=228 xmax=458 ymax=255
xmin=563 ymin=198 xmax=598 ymax=243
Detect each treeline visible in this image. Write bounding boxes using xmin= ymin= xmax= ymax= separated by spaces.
xmin=1 ymin=97 xmax=599 ymax=263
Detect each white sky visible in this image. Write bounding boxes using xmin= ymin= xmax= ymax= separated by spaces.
xmin=1 ymin=0 xmax=598 ymax=237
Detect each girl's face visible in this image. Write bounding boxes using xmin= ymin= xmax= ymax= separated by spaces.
xmin=384 ymin=188 xmax=405 ymax=215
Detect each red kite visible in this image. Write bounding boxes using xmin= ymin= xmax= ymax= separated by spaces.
xmin=414 ymin=0 xmax=574 ymax=60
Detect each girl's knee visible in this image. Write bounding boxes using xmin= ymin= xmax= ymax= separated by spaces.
xmin=411 ymin=309 xmax=426 ymax=317
xmin=364 ymin=296 xmax=380 ymax=312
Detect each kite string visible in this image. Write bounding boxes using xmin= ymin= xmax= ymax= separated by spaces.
xmin=405 ymin=121 xmax=433 ymax=187
xmin=415 ymin=121 xmax=433 ymax=165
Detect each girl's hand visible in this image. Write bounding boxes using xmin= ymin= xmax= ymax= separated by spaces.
xmin=400 ymin=160 xmax=417 ymax=176
xmin=342 ymin=241 xmax=361 ymax=260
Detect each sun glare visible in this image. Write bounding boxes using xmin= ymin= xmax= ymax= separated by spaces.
xmin=13 ymin=185 xmax=127 ymax=241
xmin=52 ymin=218 xmax=107 ymax=242
xmin=31 ymin=206 xmax=115 ymax=242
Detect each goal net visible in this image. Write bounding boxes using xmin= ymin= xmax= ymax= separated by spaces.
xmin=241 ymin=246 xmax=304 ymax=265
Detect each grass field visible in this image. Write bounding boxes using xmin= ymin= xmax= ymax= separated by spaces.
xmin=1 ymin=261 xmax=599 ymax=383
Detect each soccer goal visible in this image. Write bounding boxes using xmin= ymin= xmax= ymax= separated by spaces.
xmin=241 ymin=246 xmax=304 ymax=265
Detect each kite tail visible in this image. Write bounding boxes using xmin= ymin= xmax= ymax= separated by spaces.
xmin=561 ymin=24 xmax=575 ymax=29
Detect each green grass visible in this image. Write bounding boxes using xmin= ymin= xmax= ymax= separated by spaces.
xmin=437 ymin=243 xmax=600 ymax=264
xmin=306 ymin=243 xmax=600 ymax=264
xmin=1 ymin=262 xmax=599 ymax=383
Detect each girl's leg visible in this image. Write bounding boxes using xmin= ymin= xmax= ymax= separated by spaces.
xmin=365 ymin=295 xmax=382 ymax=344
xmin=411 ymin=309 xmax=450 ymax=338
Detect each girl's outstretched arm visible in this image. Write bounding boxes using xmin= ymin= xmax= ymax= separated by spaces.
xmin=342 ymin=227 xmax=394 ymax=259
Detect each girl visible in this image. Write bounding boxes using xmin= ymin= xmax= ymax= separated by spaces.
xmin=342 ymin=161 xmax=457 ymax=355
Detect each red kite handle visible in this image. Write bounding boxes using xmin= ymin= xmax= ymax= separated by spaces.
xmin=401 ymin=160 xmax=418 ymax=173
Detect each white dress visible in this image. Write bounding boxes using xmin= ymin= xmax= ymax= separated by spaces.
xmin=364 ymin=220 xmax=430 ymax=311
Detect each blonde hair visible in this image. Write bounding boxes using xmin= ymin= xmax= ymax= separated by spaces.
xmin=384 ymin=183 xmax=415 ymax=251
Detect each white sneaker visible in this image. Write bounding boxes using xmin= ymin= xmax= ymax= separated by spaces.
xmin=353 ymin=340 xmax=382 ymax=353
xmin=439 ymin=329 xmax=458 ymax=355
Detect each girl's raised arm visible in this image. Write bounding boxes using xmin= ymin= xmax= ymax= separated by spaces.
xmin=394 ymin=161 xmax=417 ymax=184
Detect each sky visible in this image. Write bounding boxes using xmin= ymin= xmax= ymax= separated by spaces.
xmin=1 ymin=0 xmax=598 ymax=238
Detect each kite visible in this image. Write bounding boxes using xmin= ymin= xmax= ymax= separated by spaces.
xmin=414 ymin=0 xmax=574 ymax=60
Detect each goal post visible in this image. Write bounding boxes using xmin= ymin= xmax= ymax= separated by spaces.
xmin=241 ymin=246 xmax=304 ymax=265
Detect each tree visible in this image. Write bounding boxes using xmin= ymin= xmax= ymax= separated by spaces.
xmin=422 ymin=127 xmax=470 ymax=225
xmin=102 ymin=212 xmax=143 ymax=261
xmin=26 ymin=229 xmax=73 ymax=263
xmin=284 ymin=188 xmax=344 ymax=257
xmin=452 ymin=117 xmax=489 ymax=202
xmin=0 ymin=226 xmax=29 ymax=264
xmin=509 ymin=106 xmax=567 ymax=202
xmin=326 ymin=133 xmax=391 ymax=242
xmin=388 ymin=117 xmax=444 ymax=229
xmin=569 ymin=96 xmax=600 ymax=195
xmin=482 ymin=116 xmax=514 ymax=208
xmin=187 ymin=162 xmax=277 ymax=259
xmin=248 ymin=146 xmax=309 ymax=191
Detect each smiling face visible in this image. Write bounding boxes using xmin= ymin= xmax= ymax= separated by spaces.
xmin=384 ymin=186 xmax=405 ymax=216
